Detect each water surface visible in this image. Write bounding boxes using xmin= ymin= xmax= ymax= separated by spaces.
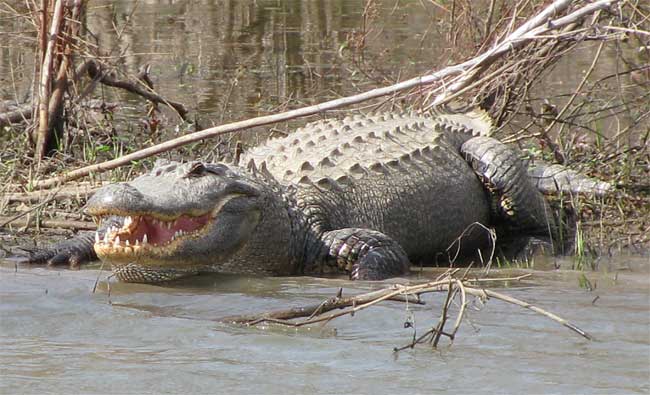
xmin=1 ymin=257 xmax=649 ymax=394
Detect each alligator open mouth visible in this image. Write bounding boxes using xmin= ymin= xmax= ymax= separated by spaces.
xmin=94 ymin=213 xmax=211 ymax=257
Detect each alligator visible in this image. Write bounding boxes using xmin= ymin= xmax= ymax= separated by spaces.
xmin=24 ymin=110 xmax=611 ymax=283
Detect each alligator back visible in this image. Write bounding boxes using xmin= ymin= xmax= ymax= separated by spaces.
xmin=243 ymin=112 xmax=494 ymax=261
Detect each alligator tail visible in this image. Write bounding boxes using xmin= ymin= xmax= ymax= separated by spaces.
xmin=527 ymin=164 xmax=612 ymax=197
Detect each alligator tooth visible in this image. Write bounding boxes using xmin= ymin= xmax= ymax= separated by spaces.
xmin=134 ymin=239 xmax=139 ymax=246
xmin=143 ymin=234 xmax=148 ymax=244
xmin=114 ymin=235 xmax=121 ymax=246
xmin=125 ymin=240 xmax=130 ymax=246
xmin=124 ymin=216 xmax=132 ymax=226
xmin=103 ymin=232 xmax=110 ymax=243
xmin=95 ymin=232 xmax=100 ymax=243
xmin=167 ymin=221 xmax=172 ymax=230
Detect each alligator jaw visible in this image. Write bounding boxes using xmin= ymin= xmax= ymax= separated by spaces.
xmin=93 ymin=212 xmax=212 ymax=260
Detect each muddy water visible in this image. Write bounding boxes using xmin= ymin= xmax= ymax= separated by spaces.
xmin=1 ymin=258 xmax=649 ymax=394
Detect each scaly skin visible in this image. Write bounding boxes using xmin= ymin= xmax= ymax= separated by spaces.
xmin=24 ymin=110 xmax=611 ymax=282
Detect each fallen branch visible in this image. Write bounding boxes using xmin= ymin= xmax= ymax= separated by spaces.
xmin=83 ymin=59 xmax=188 ymax=119
xmin=0 ymin=216 xmax=94 ymax=231
xmin=221 ymin=272 xmax=593 ymax=348
xmin=31 ymin=0 xmax=616 ymax=189
xmin=2 ymin=183 xmax=103 ymax=204
xmin=222 ymin=287 xmax=423 ymax=325
xmin=0 ymin=105 xmax=32 ymax=127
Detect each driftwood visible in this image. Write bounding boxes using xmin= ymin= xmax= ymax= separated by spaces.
xmin=223 ymin=271 xmax=593 ymax=350
xmin=30 ymin=0 xmax=617 ymax=189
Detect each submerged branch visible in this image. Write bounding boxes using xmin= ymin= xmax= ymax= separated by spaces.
xmin=222 ymin=285 xmax=425 ymax=326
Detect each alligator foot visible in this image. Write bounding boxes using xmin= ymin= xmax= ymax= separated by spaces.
xmin=320 ymin=228 xmax=411 ymax=280
xmin=19 ymin=215 xmax=122 ymax=269
xmin=21 ymin=231 xmax=98 ymax=268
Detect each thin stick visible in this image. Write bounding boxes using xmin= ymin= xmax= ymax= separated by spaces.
xmin=449 ymin=279 xmax=467 ymax=340
xmin=463 ymin=287 xmax=594 ymax=340
xmin=431 ymin=282 xmax=455 ymax=347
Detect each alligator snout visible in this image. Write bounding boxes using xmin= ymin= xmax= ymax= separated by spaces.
xmin=86 ymin=183 xmax=150 ymax=215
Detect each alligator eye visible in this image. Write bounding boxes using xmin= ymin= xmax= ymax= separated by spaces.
xmin=185 ymin=162 xmax=206 ymax=177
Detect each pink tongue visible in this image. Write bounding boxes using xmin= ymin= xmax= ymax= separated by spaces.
xmin=139 ymin=214 xmax=210 ymax=245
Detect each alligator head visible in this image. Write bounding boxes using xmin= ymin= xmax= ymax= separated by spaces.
xmin=86 ymin=160 xmax=264 ymax=282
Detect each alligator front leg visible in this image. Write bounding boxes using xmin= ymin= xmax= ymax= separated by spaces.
xmin=21 ymin=216 xmax=121 ymax=268
xmin=23 ymin=231 xmax=97 ymax=268
xmin=319 ymin=228 xmax=410 ymax=280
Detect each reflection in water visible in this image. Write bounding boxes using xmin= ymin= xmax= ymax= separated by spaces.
xmin=1 ymin=1 xmax=448 ymax=126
